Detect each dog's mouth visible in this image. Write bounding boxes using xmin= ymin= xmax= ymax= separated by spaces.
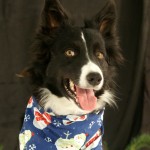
xmin=64 ymin=79 xmax=97 ymax=111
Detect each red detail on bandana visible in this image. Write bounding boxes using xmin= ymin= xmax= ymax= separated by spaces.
xmin=32 ymin=132 xmax=35 ymax=136
xmin=85 ymin=129 xmax=101 ymax=148
xmin=35 ymin=111 xmax=51 ymax=125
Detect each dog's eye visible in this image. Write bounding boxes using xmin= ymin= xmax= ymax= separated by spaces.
xmin=96 ymin=51 xmax=104 ymax=60
xmin=65 ymin=49 xmax=76 ymax=57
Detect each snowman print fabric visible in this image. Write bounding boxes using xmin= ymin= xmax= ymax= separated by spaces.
xmin=19 ymin=97 xmax=104 ymax=150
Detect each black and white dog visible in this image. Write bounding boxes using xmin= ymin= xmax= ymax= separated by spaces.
xmin=19 ymin=0 xmax=123 ymax=149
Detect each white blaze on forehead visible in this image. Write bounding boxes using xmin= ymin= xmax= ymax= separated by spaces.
xmin=81 ymin=32 xmax=86 ymax=44
xmin=81 ymin=32 xmax=90 ymax=60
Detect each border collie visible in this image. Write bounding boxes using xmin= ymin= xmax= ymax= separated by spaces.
xmin=19 ymin=0 xmax=123 ymax=149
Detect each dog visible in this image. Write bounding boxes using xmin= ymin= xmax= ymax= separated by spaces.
xmin=19 ymin=0 xmax=123 ymax=149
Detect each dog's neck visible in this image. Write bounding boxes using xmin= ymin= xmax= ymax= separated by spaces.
xmin=19 ymin=96 xmax=104 ymax=150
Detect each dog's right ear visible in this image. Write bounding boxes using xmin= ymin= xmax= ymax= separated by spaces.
xmin=42 ymin=0 xmax=69 ymax=29
xmin=94 ymin=0 xmax=117 ymax=38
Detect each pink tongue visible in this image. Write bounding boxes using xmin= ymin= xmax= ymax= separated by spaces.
xmin=76 ymin=86 xmax=97 ymax=111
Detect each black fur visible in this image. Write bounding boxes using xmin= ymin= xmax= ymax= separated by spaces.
xmin=21 ymin=0 xmax=123 ymax=104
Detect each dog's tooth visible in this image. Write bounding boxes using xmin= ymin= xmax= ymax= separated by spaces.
xmin=70 ymin=80 xmax=74 ymax=86
xmin=71 ymin=86 xmax=74 ymax=91
xmin=70 ymin=80 xmax=74 ymax=91
xmin=64 ymin=80 xmax=76 ymax=99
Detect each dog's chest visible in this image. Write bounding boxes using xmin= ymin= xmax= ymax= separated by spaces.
xmin=19 ymin=97 xmax=104 ymax=150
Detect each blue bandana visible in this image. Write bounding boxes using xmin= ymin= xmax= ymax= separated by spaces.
xmin=19 ymin=96 xmax=104 ymax=150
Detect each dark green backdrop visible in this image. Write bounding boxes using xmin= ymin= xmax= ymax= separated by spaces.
xmin=0 ymin=0 xmax=149 ymax=150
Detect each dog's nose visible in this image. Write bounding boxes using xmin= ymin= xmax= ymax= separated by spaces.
xmin=86 ymin=72 xmax=102 ymax=86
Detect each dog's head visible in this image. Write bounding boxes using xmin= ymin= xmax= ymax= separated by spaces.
xmin=20 ymin=0 xmax=123 ymax=115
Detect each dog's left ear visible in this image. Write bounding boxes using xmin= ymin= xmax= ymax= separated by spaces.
xmin=42 ymin=0 xmax=69 ymax=29
xmin=91 ymin=0 xmax=124 ymax=65
xmin=92 ymin=0 xmax=117 ymax=37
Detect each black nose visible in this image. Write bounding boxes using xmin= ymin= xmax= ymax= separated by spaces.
xmin=86 ymin=72 xmax=102 ymax=86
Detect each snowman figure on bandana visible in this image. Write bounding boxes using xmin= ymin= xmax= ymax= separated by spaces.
xmin=55 ymin=131 xmax=86 ymax=150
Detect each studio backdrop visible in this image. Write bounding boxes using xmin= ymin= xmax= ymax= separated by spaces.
xmin=0 ymin=0 xmax=149 ymax=150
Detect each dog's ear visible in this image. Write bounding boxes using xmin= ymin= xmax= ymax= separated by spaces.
xmin=42 ymin=0 xmax=69 ymax=29
xmin=92 ymin=0 xmax=117 ymax=37
xmin=86 ymin=1 xmax=124 ymax=65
